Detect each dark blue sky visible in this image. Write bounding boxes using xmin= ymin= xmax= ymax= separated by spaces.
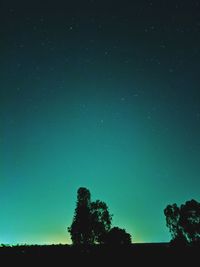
xmin=1 ymin=0 xmax=200 ymax=244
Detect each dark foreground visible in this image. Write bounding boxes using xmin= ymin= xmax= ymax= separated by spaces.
xmin=0 ymin=243 xmax=199 ymax=265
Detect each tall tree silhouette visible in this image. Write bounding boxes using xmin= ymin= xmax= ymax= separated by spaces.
xmin=68 ymin=187 xmax=93 ymax=245
xmin=68 ymin=187 xmax=112 ymax=245
xmin=164 ymin=199 xmax=200 ymax=244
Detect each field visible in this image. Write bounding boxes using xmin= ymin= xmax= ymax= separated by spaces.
xmin=0 ymin=243 xmax=199 ymax=265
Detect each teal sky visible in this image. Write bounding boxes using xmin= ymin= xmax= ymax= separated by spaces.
xmin=1 ymin=0 xmax=200 ymax=245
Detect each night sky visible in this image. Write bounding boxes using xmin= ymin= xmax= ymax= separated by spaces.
xmin=1 ymin=0 xmax=200 ymax=245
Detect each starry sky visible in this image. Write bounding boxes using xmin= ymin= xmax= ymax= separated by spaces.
xmin=1 ymin=0 xmax=200 ymax=245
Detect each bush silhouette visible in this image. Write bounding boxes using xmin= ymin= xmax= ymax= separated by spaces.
xmin=104 ymin=227 xmax=132 ymax=245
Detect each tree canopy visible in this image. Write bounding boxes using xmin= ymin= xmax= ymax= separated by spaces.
xmin=164 ymin=199 xmax=200 ymax=245
xmin=91 ymin=200 xmax=112 ymax=244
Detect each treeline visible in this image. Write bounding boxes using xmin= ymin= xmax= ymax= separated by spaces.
xmin=68 ymin=187 xmax=131 ymax=245
xmin=68 ymin=187 xmax=200 ymax=246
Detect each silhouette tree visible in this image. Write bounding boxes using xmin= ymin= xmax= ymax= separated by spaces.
xmin=180 ymin=199 xmax=200 ymax=243
xmin=68 ymin=187 xmax=93 ymax=245
xmin=164 ymin=199 xmax=200 ymax=244
xmin=91 ymin=200 xmax=112 ymax=244
xmin=68 ymin=187 xmax=112 ymax=245
xmin=164 ymin=203 xmax=181 ymax=240
xmin=105 ymin=227 xmax=132 ymax=245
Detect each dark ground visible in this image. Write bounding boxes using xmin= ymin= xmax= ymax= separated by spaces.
xmin=0 ymin=243 xmax=199 ymax=265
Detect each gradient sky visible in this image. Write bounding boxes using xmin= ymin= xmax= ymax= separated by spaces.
xmin=1 ymin=0 xmax=200 ymax=245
